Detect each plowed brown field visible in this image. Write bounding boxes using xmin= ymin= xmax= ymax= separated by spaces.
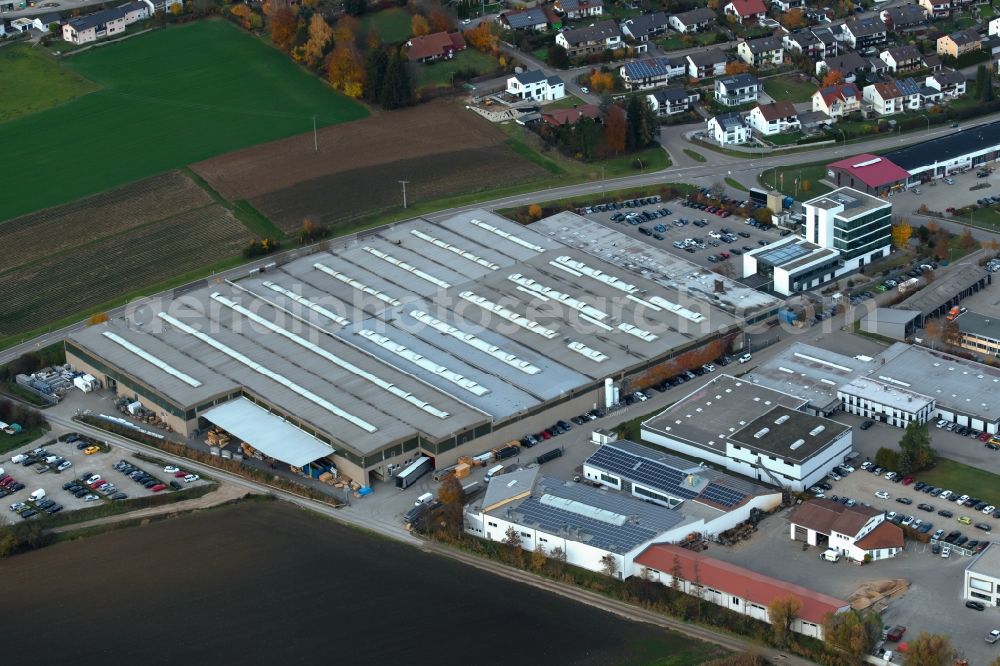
xmin=191 ymin=100 xmax=548 ymax=232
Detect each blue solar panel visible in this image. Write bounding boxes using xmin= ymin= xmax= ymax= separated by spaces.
xmin=586 ymin=445 xmax=700 ymax=499
xmin=700 ymin=482 xmax=748 ymax=508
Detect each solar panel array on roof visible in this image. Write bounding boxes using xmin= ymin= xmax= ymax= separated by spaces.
xmin=757 ymin=241 xmax=811 ymax=266
xmin=700 ymin=482 xmax=747 ymax=508
xmin=586 ymin=444 xmax=700 ymax=499
xmin=623 ymin=58 xmax=674 ymax=79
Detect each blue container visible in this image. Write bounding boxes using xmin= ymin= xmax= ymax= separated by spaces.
xmin=358 ymin=486 xmax=373 ymax=496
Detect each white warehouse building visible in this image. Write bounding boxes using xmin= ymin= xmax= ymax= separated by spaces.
xmin=837 ymin=375 xmax=936 ymax=428
xmin=641 ymin=375 xmax=854 ymax=491
xmin=465 ymin=442 xmax=781 ymax=578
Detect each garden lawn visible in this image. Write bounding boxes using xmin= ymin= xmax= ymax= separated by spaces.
xmin=762 ymin=75 xmax=816 ymax=103
xmin=0 ymin=19 xmax=367 ymax=223
xmin=916 ymin=458 xmax=1000 ymax=508
xmin=656 ymin=32 xmax=717 ymax=51
xmin=414 ymin=49 xmax=499 ymax=88
xmin=360 ymin=8 xmax=412 ymax=44
xmin=0 ymin=45 xmax=98 ymax=123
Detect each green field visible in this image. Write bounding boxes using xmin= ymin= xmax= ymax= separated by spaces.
xmin=361 ymin=8 xmax=412 ymax=43
xmin=916 ymin=458 xmax=1000 ymax=508
xmin=760 ymin=161 xmax=832 ymax=196
xmin=414 ymin=49 xmax=499 ymax=88
xmin=656 ymin=32 xmax=718 ymax=51
xmin=0 ymin=46 xmax=98 ymax=123
xmin=0 ymin=19 xmax=367 ymax=222
xmin=762 ymin=74 xmax=816 ymax=103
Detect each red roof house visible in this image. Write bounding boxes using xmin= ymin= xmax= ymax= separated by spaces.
xmin=827 ymin=153 xmax=909 ymax=195
xmin=724 ymin=0 xmax=767 ymax=23
xmin=406 ymin=31 xmax=467 ymax=62
xmin=635 ymin=543 xmax=850 ymax=639
xmin=541 ymin=104 xmax=602 ymax=127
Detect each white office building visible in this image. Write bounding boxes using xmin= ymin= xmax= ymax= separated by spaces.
xmin=804 ymin=187 xmax=892 ymax=273
xmin=837 ymin=376 xmax=936 ymax=428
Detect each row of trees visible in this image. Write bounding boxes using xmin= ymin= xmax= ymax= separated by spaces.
xmin=537 ymin=94 xmax=659 ymax=161
xmin=0 ymin=399 xmax=46 ymax=430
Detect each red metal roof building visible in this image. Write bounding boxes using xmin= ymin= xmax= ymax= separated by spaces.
xmin=540 ymin=104 xmax=602 ymax=127
xmin=826 ymin=153 xmax=909 ymax=195
xmin=635 ymin=543 xmax=850 ymax=639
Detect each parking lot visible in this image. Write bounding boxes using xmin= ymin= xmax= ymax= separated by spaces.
xmin=892 ymin=162 xmax=1000 ymax=215
xmin=708 ymin=504 xmax=1000 ymax=665
xmin=2 ymin=432 xmax=208 ymax=525
xmin=579 ymin=194 xmax=788 ymax=271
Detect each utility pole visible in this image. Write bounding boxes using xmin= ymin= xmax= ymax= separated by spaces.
xmin=312 ymin=116 xmax=318 ymax=153
xmin=399 ymin=180 xmax=409 ymax=209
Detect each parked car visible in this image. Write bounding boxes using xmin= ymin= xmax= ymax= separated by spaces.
xmin=967 ymin=601 xmax=987 ymax=611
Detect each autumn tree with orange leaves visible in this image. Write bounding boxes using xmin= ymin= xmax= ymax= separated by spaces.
xmin=821 ymin=69 xmax=844 ymax=87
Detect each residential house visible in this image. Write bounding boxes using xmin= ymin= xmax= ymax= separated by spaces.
xmin=920 ymin=84 xmax=945 ymax=106
xmin=723 ymin=0 xmax=767 ymax=24
xmin=925 ymin=68 xmax=967 ymax=97
xmin=844 ymin=16 xmax=887 ymax=51
xmin=506 ymin=70 xmax=565 ymax=101
xmin=863 ymin=81 xmax=902 ymax=115
xmin=815 ymin=52 xmax=868 ymax=81
xmin=686 ymin=48 xmax=727 ymax=79
xmin=789 ymin=498 xmax=904 ymax=562
xmin=635 ymin=544 xmax=851 ymax=640
xmin=770 ymin=0 xmax=805 ymax=11
xmin=620 ymin=11 xmax=670 ymax=42
xmin=783 ymin=30 xmax=824 ymax=59
xmin=881 ymin=4 xmax=928 ymax=32
xmin=737 ymin=35 xmax=784 ymax=67
xmin=405 ymin=31 xmax=466 ymax=62
xmin=918 ymin=0 xmax=951 ymax=18
xmin=812 ymin=82 xmax=862 ymax=118
xmin=146 ymin=0 xmax=181 ymax=12
xmin=708 ymin=112 xmax=751 ymax=145
xmin=11 ymin=12 xmax=60 ymax=32
xmin=714 ymin=73 xmax=761 ymax=106
xmin=937 ymin=28 xmax=982 ymax=58
xmin=880 ymin=45 xmax=922 ymax=72
xmin=922 ymin=52 xmax=943 ymax=71
xmin=62 ymin=7 xmax=126 ymax=44
xmin=895 ymin=77 xmax=923 ymax=110
xmin=554 ymin=0 xmax=602 ymax=19
xmin=555 ymin=20 xmax=622 ymax=57
xmin=647 ymin=87 xmax=700 ymax=115
xmin=499 ymin=7 xmax=550 ymax=31
xmin=668 ymin=7 xmax=717 ymax=34
xmin=749 ymin=100 xmax=800 ymax=135
xmin=811 ymin=26 xmax=840 ymax=58
xmin=118 ymin=0 xmax=149 ymax=24
xmin=866 ymin=55 xmax=890 ymax=77
xmin=991 ymin=16 xmax=1000 ymax=38
xmin=619 ymin=56 xmax=685 ymax=90
xmin=540 ymin=104 xmax=602 ymax=127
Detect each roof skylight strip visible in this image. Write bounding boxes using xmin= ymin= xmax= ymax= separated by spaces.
xmin=469 ymin=218 xmax=545 ymax=252
xmin=157 ymin=312 xmax=378 ymax=433
xmin=410 ymin=229 xmax=500 ymax=270
xmin=313 ymin=262 xmax=402 ymax=307
xmin=459 ymin=291 xmax=558 ymax=339
xmin=410 ymin=310 xmax=541 ymax=375
xmin=507 ymin=274 xmax=609 ymax=321
xmin=357 ymin=330 xmax=490 ymax=396
xmin=102 ymin=331 xmax=203 ymax=388
xmin=362 ymin=246 xmax=451 ymax=289
xmin=567 ymin=341 xmax=608 ymax=362
xmin=261 ymin=280 xmax=350 ymax=327
xmin=554 ymin=256 xmax=638 ymax=294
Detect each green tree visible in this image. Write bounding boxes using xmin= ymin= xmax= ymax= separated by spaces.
xmin=898 ymin=422 xmax=935 ymax=474
xmin=600 ymin=553 xmax=620 ymax=577
xmin=625 ymin=94 xmax=656 ymax=150
xmin=904 ymin=632 xmax=955 ymax=666
xmin=822 ymin=609 xmax=882 ymax=660
xmin=379 ymin=48 xmax=414 ymax=110
xmin=547 ymin=43 xmax=569 ymax=68
xmin=343 ymin=0 xmax=366 ymax=16
xmin=767 ymin=595 xmax=802 ymax=647
xmin=875 ymin=446 xmax=900 ymax=471
xmin=364 ymin=47 xmax=388 ymax=103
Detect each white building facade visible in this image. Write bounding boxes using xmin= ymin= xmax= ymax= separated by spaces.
xmin=837 ymin=376 xmax=936 ymax=428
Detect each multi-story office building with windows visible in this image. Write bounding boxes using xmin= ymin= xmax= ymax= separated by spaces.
xmin=804 ymin=187 xmax=891 ymax=272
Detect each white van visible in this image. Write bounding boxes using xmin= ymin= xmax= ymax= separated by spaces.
xmin=29 ymin=489 xmax=46 ymax=502
xmin=414 ymin=492 xmax=433 ymax=506
xmin=10 ymin=454 xmax=26 ymax=464
xmin=739 ymin=353 xmax=753 ymax=363
xmin=484 ymin=464 xmax=504 ymax=483
xmin=821 ymin=549 xmax=841 ymax=563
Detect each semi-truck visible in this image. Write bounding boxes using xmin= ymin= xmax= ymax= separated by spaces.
xmin=395 ymin=456 xmax=432 ymax=489
xmin=536 ymin=448 xmax=563 ymax=465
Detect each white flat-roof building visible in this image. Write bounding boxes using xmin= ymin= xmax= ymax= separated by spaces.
xmin=641 ymin=375 xmax=853 ymax=491
xmin=837 ymin=376 xmax=936 ymax=428
xmin=741 ymin=236 xmax=841 ymax=296
xmin=966 ymin=543 xmax=1000 ymax=606
xmin=804 ymin=187 xmax=892 ymax=273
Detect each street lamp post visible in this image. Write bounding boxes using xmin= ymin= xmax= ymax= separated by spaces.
xmin=836 ymin=128 xmax=846 ymax=146
xmin=399 ymin=180 xmax=409 ymax=209
xmin=919 ymin=114 xmax=930 ymax=133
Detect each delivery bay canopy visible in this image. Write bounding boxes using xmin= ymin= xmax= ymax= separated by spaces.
xmin=202 ymin=398 xmax=335 ymax=467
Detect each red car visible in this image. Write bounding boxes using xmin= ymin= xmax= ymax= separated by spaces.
xmin=886 ymin=626 xmax=906 ymax=642
xmin=89 ymin=481 xmax=104 ymax=489
xmin=174 ymin=471 xmax=188 ymax=478
xmin=150 ymin=483 xmax=167 ymax=492
xmin=980 ymin=432 xmax=991 ymax=442
xmin=901 ymin=476 xmax=914 ymax=485
xmin=539 ymin=430 xmax=551 ymax=440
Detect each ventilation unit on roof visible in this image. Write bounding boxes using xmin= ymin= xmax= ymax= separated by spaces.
xmin=809 ymin=425 xmax=826 ymax=436
xmin=774 ymin=415 xmax=790 ymax=425
xmin=852 ymin=157 xmax=881 ymax=168
xmin=790 ymin=439 xmax=805 ymax=450
xmin=753 ymin=428 xmax=770 ymax=439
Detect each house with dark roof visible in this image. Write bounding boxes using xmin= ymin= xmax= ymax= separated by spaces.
xmin=619 ymin=56 xmax=685 ymax=90
xmin=844 ymin=16 xmax=887 ymax=50
xmin=685 ymin=48 xmax=727 ymax=79
xmin=884 ymin=120 xmax=1000 ymax=180
xmin=118 ymin=0 xmax=149 ymax=24
xmin=880 ymin=45 xmax=922 ymax=72
xmin=620 ymin=11 xmax=670 ymax=42
xmin=62 ymin=6 xmax=126 ymax=44
xmin=669 ymin=7 xmax=717 ymax=34
xmin=498 ymin=7 xmax=550 ymax=31
xmin=636 ymin=543 xmax=851 ymax=639
xmin=938 ymin=28 xmax=982 ymax=58
xmin=646 ymin=86 xmax=700 ymax=115
xmin=918 ymin=0 xmax=951 ymax=18
xmin=881 ymin=4 xmax=927 ymax=32
xmin=724 ymin=0 xmax=767 ymax=24
xmin=815 ymin=51 xmax=868 ymax=81
xmin=925 ymin=68 xmax=967 ymax=97
xmin=715 ymin=73 xmax=761 ymax=106
xmin=708 ymin=112 xmax=751 ymax=145
xmin=783 ymin=30 xmax=824 ymax=59
xmin=810 ymin=26 xmax=840 ymax=58
xmin=770 ymin=0 xmax=805 ymax=12
xmin=406 ymin=31 xmax=466 ymax=62
xmin=506 ymin=70 xmax=565 ymax=101
xmin=789 ymin=498 xmax=903 ymax=562
xmin=749 ymin=100 xmax=799 ymax=135
xmin=737 ymin=35 xmax=784 ymax=67
xmin=555 ymin=20 xmax=622 ymax=57
xmin=812 ymin=82 xmax=862 ymax=118
xmin=554 ymin=0 xmax=602 ymax=19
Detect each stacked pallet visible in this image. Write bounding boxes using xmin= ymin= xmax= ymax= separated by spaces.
xmin=207 ymin=428 xmax=231 ymax=448
xmin=318 ymin=471 xmax=336 ymax=485
xmin=454 ymin=463 xmax=471 ymax=479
